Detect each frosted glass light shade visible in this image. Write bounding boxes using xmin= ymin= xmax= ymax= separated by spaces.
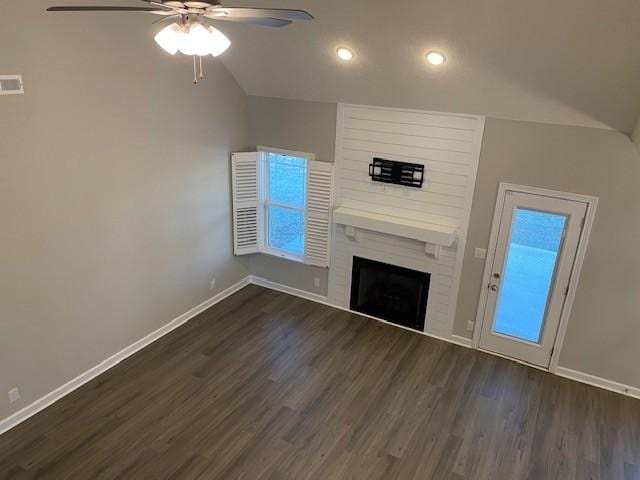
xmin=207 ymin=26 xmax=231 ymax=57
xmin=180 ymin=23 xmax=211 ymax=56
xmin=154 ymin=23 xmax=182 ymax=55
xmin=154 ymin=21 xmax=231 ymax=57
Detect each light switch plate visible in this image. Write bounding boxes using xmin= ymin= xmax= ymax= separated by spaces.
xmin=8 ymin=388 xmax=20 ymax=403
xmin=474 ymin=248 xmax=487 ymax=259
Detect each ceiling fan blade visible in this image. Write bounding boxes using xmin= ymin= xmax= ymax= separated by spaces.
xmin=149 ymin=9 xmax=178 ymax=15
xmin=210 ymin=7 xmax=313 ymax=21
xmin=183 ymin=1 xmax=213 ymax=7
xmin=47 ymin=6 xmax=158 ymax=11
xmin=152 ymin=13 xmax=181 ymax=23
xmin=147 ymin=1 xmax=176 ymax=9
xmin=204 ymin=14 xmax=292 ymax=27
xmin=163 ymin=1 xmax=186 ymax=6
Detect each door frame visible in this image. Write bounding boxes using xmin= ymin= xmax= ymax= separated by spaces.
xmin=472 ymin=183 xmax=598 ymax=372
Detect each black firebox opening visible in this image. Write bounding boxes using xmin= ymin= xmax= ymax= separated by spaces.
xmin=350 ymin=256 xmax=430 ymax=332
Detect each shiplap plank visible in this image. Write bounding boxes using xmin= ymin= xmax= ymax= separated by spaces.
xmin=353 ymin=227 xmax=454 ymax=257
xmin=344 ymin=105 xmax=479 ymax=130
xmin=432 ymin=292 xmax=451 ymax=307
xmin=339 ymin=178 xmax=467 ymax=207
xmin=428 ymin=283 xmax=452 ymax=298
xmin=431 ymin=306 xmax=451 ymax=319
xmin=333 ymin=238 xmax=456 ymax=272
xmin=343 ymin=117 xmax=476 ymax=143
xmin=339 ymin=186 xmax=464 ymax=219
xmin=342 ymin=138 xmax=472 ymax=165
xmin=435 ymin=277 xmax=453 ymax=288
xmin=343 ymin=128 xmax=475 ymax=154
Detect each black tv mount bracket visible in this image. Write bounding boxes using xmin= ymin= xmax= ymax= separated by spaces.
xmin=368 ymin=157 xmax=424 ymax=188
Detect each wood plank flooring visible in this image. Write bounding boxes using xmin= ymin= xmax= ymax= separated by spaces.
xmin=1 ymin=285 xmax=639 ymax=479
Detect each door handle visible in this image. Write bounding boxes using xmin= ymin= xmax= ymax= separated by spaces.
xmin=490 ymin=285 xmax=499 ymax=292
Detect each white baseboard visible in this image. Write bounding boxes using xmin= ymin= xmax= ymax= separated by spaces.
xmin=447 ymin=334 xmax=474 ymax=348
xmin=249 ymin=275 xmax=329 ymax=304
xmin=0 ymin=276 xmax=251 ymax=436
xmin=554 ymin=366 xmax=640 ymax=399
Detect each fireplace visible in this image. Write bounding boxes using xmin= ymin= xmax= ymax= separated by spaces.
xmin=350 ymin=256 xmax=430 ymax=332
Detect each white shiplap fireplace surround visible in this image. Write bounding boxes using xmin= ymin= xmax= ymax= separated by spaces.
xmin=327 ymin=104 xmax=485 ymax=343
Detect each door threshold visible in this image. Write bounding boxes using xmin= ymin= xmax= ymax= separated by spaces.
xmin=477 ymin=347 xmax=550 ymax=372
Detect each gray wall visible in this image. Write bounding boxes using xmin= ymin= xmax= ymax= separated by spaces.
xmin=633 ymin=117 xmax=640 ymax=151
xmin=0 ymin=3 xmax=251 ymax=421
xmin=454 ymin=118 xmax=640 ymax=388
xmin=248 ymin=96 xmax=337 ymax=162
xmin=245 ymin=96 xmax=337 ymax=295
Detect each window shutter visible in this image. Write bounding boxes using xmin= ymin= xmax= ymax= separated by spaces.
xmin=231 ymin=152 xmax=262 ymax=255
xmin=304 ymin=161 xmax=334 ymax=267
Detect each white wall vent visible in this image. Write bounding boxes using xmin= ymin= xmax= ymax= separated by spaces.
xmin=0 ymin=75 xmax=24 ymax=95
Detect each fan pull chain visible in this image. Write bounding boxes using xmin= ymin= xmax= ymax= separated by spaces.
xmin=199 ymin=56 xmax=205 ymax=80
xmin=193 ymin=55 xmax=198 ymax=85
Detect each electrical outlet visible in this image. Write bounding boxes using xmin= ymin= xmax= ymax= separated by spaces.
xmin=8 ymin=388 xmax=20 ymax=404
xmin=466 ymin=320 xmax=475 ymax=332
xmin=313 ymin=277 xmax=321 ymax=289
xmin=474 ymin=248 xmax=487 ymax=260
xmin=210 ymin=278 xmax=216 ymax=291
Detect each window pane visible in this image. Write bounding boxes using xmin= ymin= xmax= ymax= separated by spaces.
xmin=268 ymin=205 xmax=304 ymax=256
xmin=493 ymin=208 xmax=567 ymax=343
xmin=268 ymin=153 xmax=306 ymax=207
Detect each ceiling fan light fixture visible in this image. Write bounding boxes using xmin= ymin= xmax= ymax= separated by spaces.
xmin=426 ymin=50 xmax=446 ymax=66
xmin=155 ymin=20 xmax=230 ymax=57
xmin=154 ymin=23 xmax=182 ymax=55
xmin=336 ymin=47 xmax=354 ymax=61
xmin=47 ymin=2 xmax=313 ymax=83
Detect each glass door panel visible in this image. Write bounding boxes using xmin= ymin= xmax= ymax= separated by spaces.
xmin=493 ymin=208 xmax=567 ymax=343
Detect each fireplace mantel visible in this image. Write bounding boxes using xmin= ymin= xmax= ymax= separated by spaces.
xmin=332 ymin=207 xmax=457 ymax=259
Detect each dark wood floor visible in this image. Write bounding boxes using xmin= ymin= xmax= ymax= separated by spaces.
xmin=1 ymin=285 xmax=639 ymax=479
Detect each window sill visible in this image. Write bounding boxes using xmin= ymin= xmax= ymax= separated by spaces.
xmin=262 ymin=248 xmax=304 ymax=264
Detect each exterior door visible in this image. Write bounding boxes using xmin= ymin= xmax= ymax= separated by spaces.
xmin=479 ymin=191 xmax=587 ymax=367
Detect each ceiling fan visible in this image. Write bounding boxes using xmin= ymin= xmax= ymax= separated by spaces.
xmin=47 ymin=1 xmax=314 ymax=83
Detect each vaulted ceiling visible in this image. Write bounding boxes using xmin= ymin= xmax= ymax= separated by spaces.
xmin=219 ymin=0 xmax=640 ymax=132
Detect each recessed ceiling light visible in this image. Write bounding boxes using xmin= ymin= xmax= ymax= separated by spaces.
xmin=426 ymin=51 xmax=446 ymax=66
xmin=336 ymin=47 xmax=354 ymax=61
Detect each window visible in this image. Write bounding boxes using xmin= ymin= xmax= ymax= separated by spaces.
xmin=265 ymin=152 xmax=307 ymax=258
xmin=231 ymin=148 xmax=333 ymax=267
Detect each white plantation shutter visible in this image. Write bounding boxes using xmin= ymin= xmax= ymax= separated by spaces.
xmin=231 ymin=152 xmax=262 ymax=255
xmin=304 ymin=161 xmax=334 ymax=267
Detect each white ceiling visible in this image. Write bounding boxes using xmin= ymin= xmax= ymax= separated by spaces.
xmin=218 ymin=0 xmax=640 ymax=132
